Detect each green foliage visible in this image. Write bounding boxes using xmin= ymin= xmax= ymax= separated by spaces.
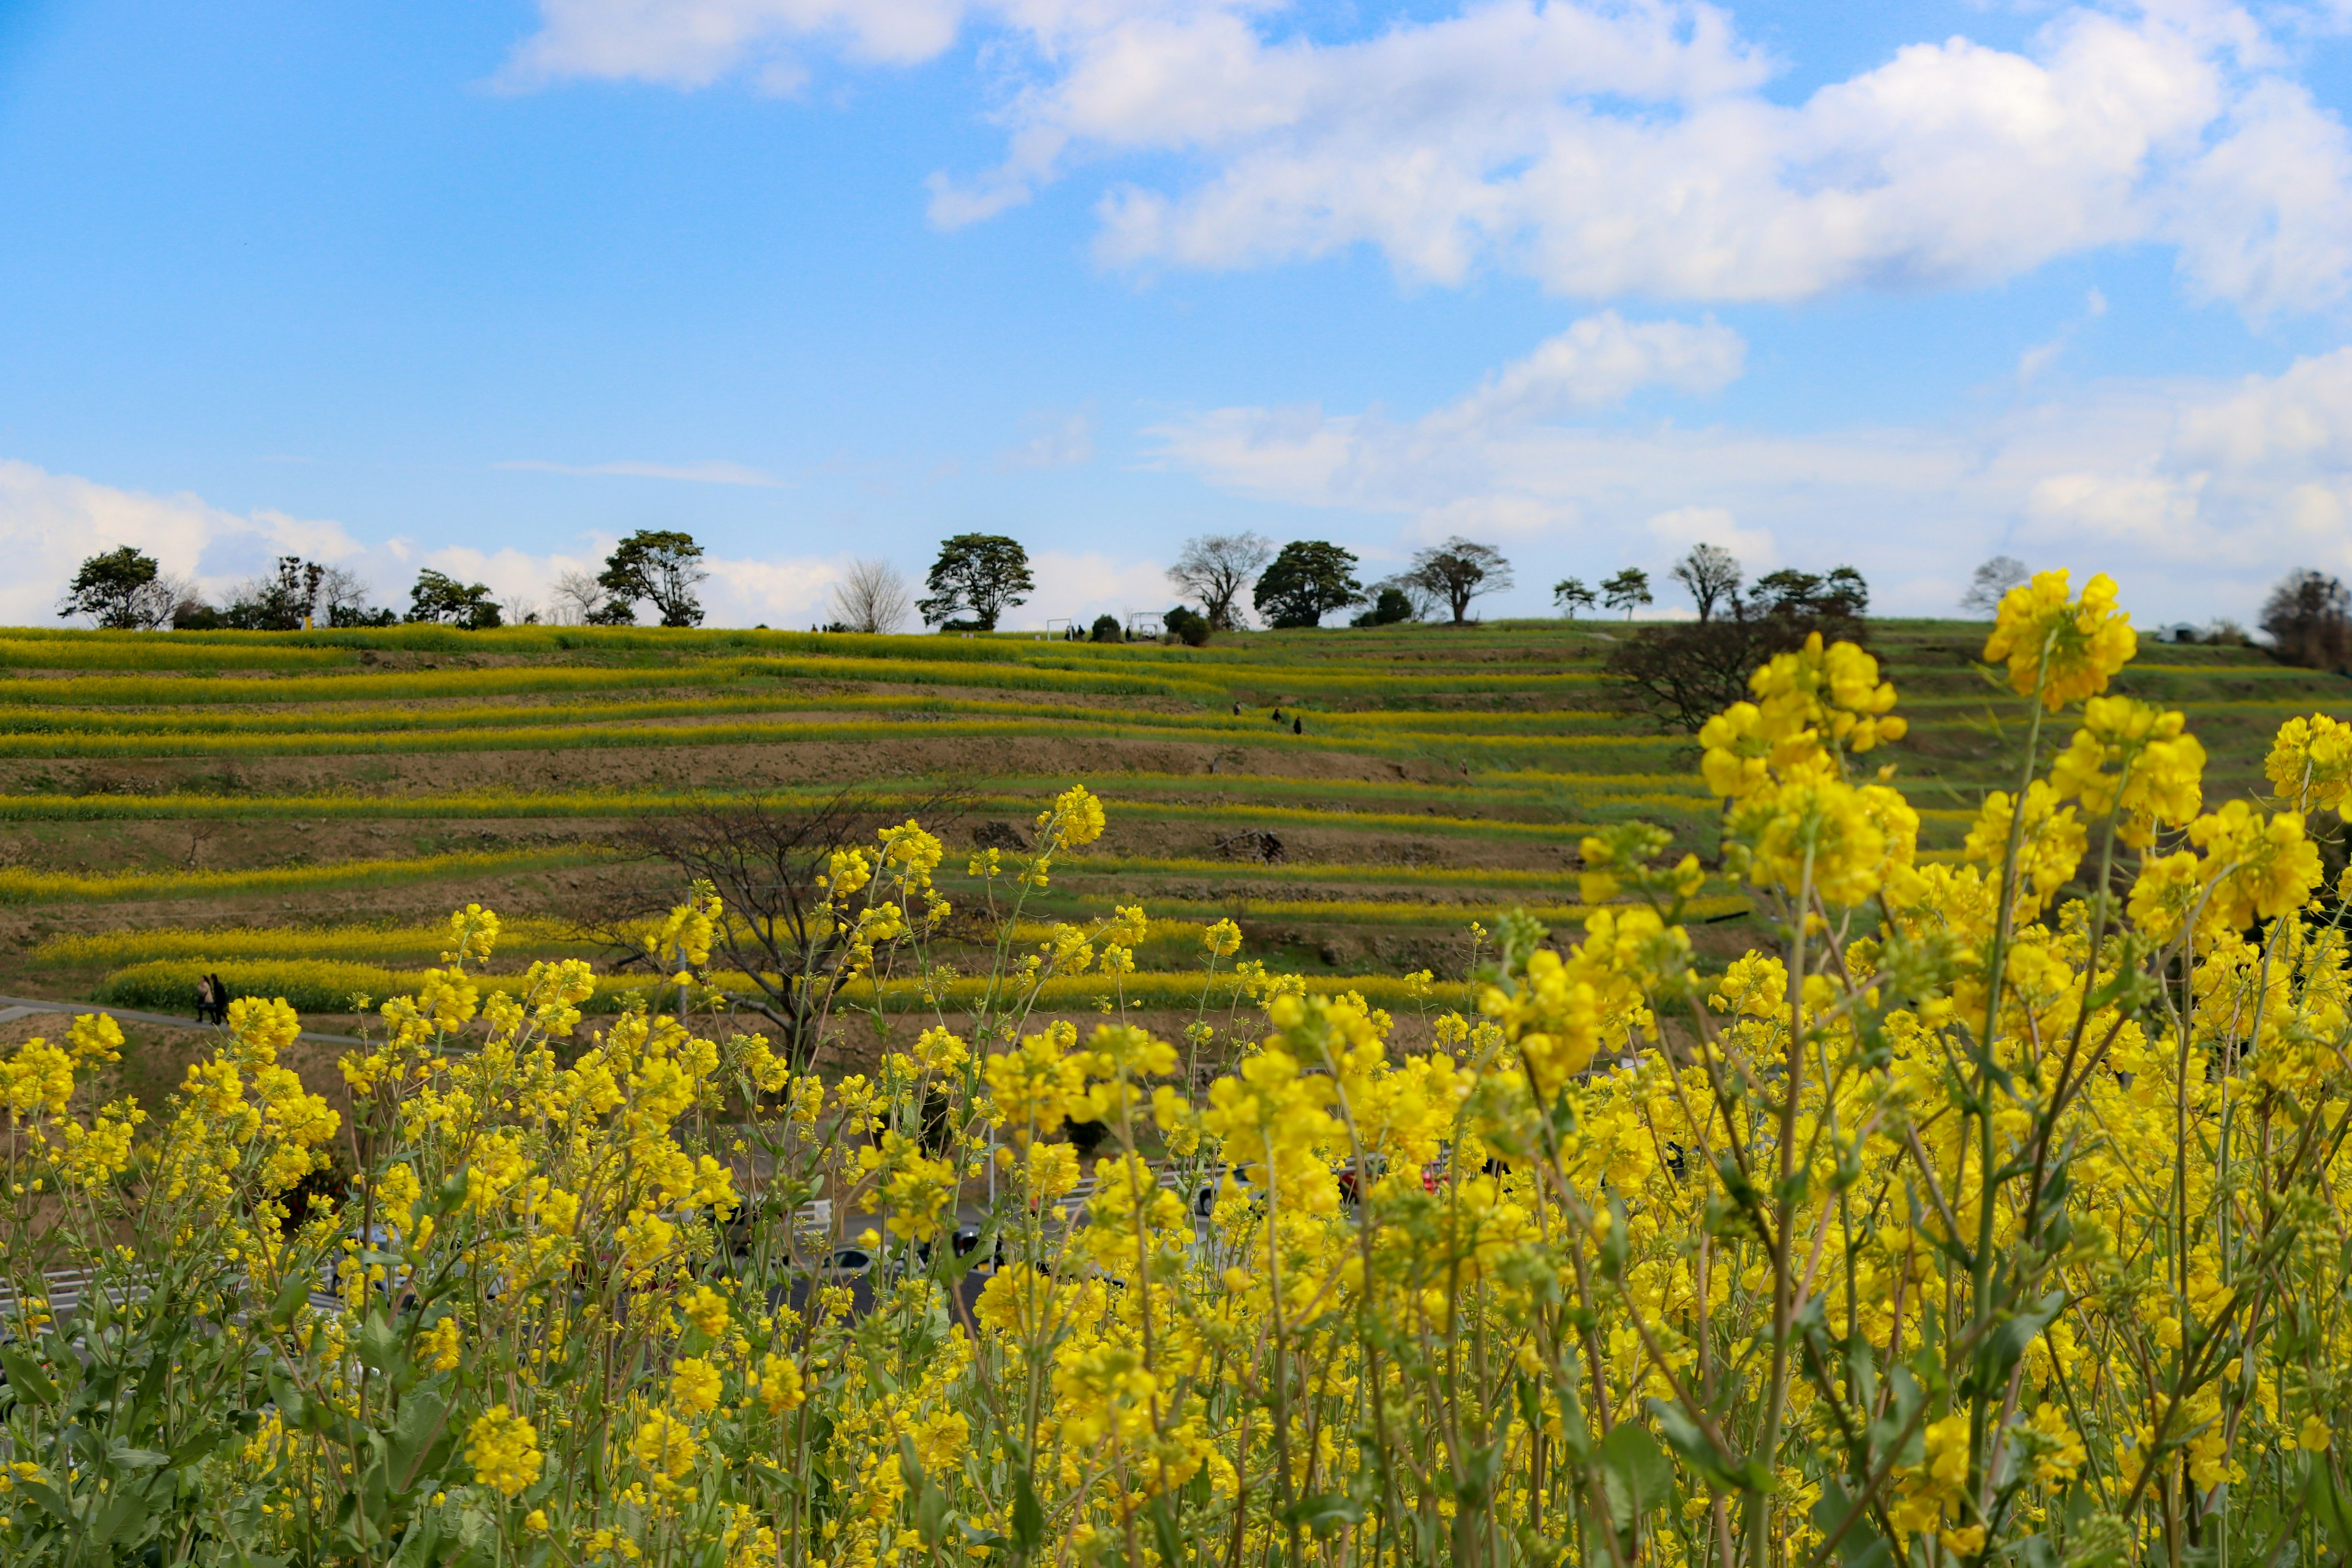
xmin=57 ymin=546 xmax=164 ymax=630
xmin=1253 ymin=540 xmax=1363 ymax=628
xmin=404 ymin=569 xmax=503 ymax=630
xmin=919 ymin=533 xmax=1033 ymax=630
xmin=597 ymin=529 xmax=708 ymax=627
xmin=1351 ymin=587 xmax=1415 ymax=627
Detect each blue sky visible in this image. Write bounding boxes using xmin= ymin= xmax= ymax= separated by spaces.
xmin=5 ymin=0 xmax=2352 ymax=628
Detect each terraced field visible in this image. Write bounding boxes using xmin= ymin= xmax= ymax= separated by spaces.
xmin=0 ymin=617 xmax=2338 ymax=1079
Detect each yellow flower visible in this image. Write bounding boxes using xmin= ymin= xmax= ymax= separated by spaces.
xmin=633 ymin=1409 xmax=699 ymax=1487
xmin=420 ymin=1316 xmax=462 ymax=1373
xmin=680 ymin=1284 xmax=729 ymax=1338
xmin=669 ymin=1357 xmax=722 ymax=1417
xmin=0 ymin=1038 xmax=75 ymax=1121
xmin=2266 ymin=713 xmax=2352 ymax=818
xmin=2188 ymin=801 xmax=2323 ymax=929
xmin=2127 ymin=850 xmax=2204 ymax=944
xmin=983 ymin=1022 xmax=1089 ymax=1145
xmin=755 ymin=1353 xmax=805 ymax=1414
xmin=2047 ymin=696 xmax=2206 ymax=845
xmin=1203 ymin=918 xmax=1243 ymax=958
xmin=1964 ymin=780 xmax=2085 ymax=918
xmin=1983 ymin=568 xmax=2136 ymax=710
xmin=2301 ymin=1415 xmax=2332 ymax=1452
xmin=64 ymin=1013 xmax=123 ymax=1066
xmin=1037 ymin=783 xmax=1106 ymax=847
xmin=465 ymin=1405 xmax=543 ymax=1498
xmin=911 ymin=1025 xmax=969 ymax=1072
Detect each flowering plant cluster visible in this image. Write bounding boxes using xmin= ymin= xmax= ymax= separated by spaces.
xmin=2 ymin=570 xmax=2350 ymax=1568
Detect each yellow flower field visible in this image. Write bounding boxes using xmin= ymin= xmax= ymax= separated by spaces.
xmin=3 ymin=571 xmax=2350 ymax=1568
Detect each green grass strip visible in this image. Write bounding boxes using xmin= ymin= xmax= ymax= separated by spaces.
xmin=0 ymin=638 xmax=354 ymax=672
xmin=0 ymin=654 xmax=1221 ymax=709
xmin=32 ymin=916 xmax=605 ymax=968
xmin=92 ymin=958 xmax=1476 ymax=1017
xmin=0 ymin=846 xmax=617 ymax=903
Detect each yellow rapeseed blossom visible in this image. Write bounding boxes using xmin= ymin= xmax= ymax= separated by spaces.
xmin=1984 ymin=568 xmax=2137 ymax=709
xmin=1037 ymin=783 xmax=1106 ymax=846
xmin=465 ymin=1406 xmax=543 ymax=1498
xmin=2267 ymin=712 xmax=2352 ymax=817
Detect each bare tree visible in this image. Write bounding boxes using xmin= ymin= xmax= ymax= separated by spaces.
xmin=1669 ymin=544 xmax=1741 ymax=622
xmin=609 ymin=790 xmax=965 ymax=1066
xmin=1169 ymin=533 xmax=1275 ymax=630
xmin=549 ymin=568 xmax=606 ymax=626
xmin=1402 ymin=537 xmax=1515 ymax=624
xmin=1961 ymin=555 xmax=2029 ymax=616
xmin=829 ymin=559 xmax=914 ymax=634
xmin=146 ymin=571 xmax=202 ymax=630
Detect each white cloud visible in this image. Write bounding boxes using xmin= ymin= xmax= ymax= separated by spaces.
xmin=506 ymin=0 xmax=2352 ymax=314
xmin=1643 ymin=505 xmax=1773 ymax=565
xmin=1430 ymin=312 xmax=1744 ymax=431
xmin=998 ymin=410 xmax=1096 ymax=470
xmin=1005 ymin=549 xmax=1172 ymax=630
xmin=704 ymin=554 xmax=843 ymax=624
xmin=497 ymin=0 xmax=966 ymax=88
xmin=0 ymin=459 xmax=859 ymax=630
xmin=496 ymin=458 xmax=788 ymax=487
xmin=0 ymin=460 xmax=366 ymax=625
xmin=1149 ymin=332 xmax=2352 ymax=620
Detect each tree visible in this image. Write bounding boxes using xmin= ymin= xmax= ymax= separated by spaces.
xmin=1253 ymin=541 xmax=1362 ymax=629
xmin=1163 ymin=605 xmax=1212 ymax=646
xmin=1090 ymin=613 xmax=1123 ymax=643
xmin=59 ymin=546 xmax=172 ymax=630
xmin=918 ymin=534 xmax=1033 ymax=631
xmin=405 ymin=568 xmax=505 ymax=630
xmin=549 ymin=568 xmax=608 ymax=627
xmin=2261 ymin=568 xmax=2352 ymax=671
xmin=1399 ymin=537 xmax=1514 ymax=624
xmin=1961 ymin=555 xmax=2029 ymax=617
xmin=1751 ymin=566 xmax=1868 ymax=622
xmin=1168 ymin=533 xmax=1275 ymax=630
xmin=829 ymin=559 xmax=914 ymax=635
xmin=606 ymin=790 xmax=963 ymax=1067
xmin=1605 ymin=618 xmax=1819 ymax=734
xmin=1669 ymin=544 xmax=1741 ymax=622
xmin=1600 ymin=568 xmax=1653 ymax=618
xmin=1553 ymin=578 xmax=1596 ymax=619
xmin=219 ymin=556 xmax=326 ymax=631
xmin=599 ymin=530 xmax=707 ymax=628
xmin=317 ymin=565 xmax=388 ymax=627
xmin=1351 ymin=586 xmax=1416 ymax=627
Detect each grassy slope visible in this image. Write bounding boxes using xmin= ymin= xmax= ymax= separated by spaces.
xmin=0 ymin=617 xmax=2337 ymax=1022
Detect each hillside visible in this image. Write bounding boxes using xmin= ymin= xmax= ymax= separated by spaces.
xmin=0 ymin=614 xmax=2339 ymax=1084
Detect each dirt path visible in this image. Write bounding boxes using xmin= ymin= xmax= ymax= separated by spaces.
xmin=0 ymin=993 xmax=365 ymax=1046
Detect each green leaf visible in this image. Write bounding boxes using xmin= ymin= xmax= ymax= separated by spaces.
xmin=1648 ymin=1398 xmax=1744 ymax=1492
xmin=1 ymin=1346 xmax=59 ymax=1406
xmin=1807 ymin=1482 xmax=1893 ymax=1568
xmin=390 ymin=1390 xmax=450 ymax=1493
xmin=1972 ymin=1289 xmax=2067 ymax=1396
xmin=1011 ymin=1465 xmax=1044 ymax=1559
xmin=267 ymin=1270 xmax=313 ymax=1329
xmin=356 ymin=1310 xmax=405 ymax=1376
xmin=1597 ymin=1423 xmax=1671 ymax=1536
xmin=388 ymin=1513 xmax=445 ymax=1568
xmin=1150 ymin=1499 xmax=1185 ymax=1568
xmin=1280 ymin=1493 xmax=1365 ymax=1540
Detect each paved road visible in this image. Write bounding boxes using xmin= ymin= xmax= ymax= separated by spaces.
xmin=0 ymin=994 xmax=367 ymax=1047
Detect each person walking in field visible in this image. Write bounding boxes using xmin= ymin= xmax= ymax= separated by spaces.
xmin=195 ymin=973 xmax=215 ymax=1024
